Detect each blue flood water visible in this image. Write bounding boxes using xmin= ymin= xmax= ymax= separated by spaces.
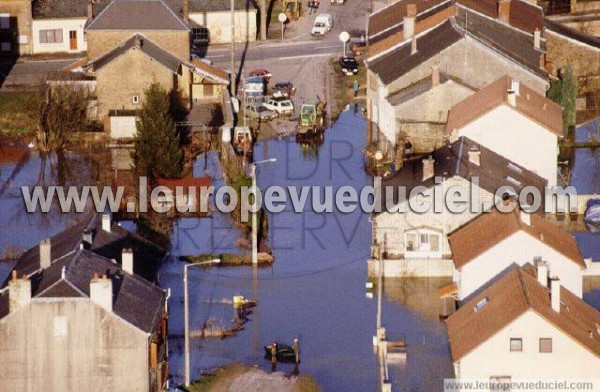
xmin=159 ymin=108 xmax=454 ymax=391
xmin=570 ymin=118 xmax=600 ymax=194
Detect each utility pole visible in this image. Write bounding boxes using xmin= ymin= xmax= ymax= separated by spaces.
xmin=261 ymin=0 xmax=267 ymax=40
xmin=376 ymin=242 xmax=383 ymax=330
xmin=230 ymin=0 xmax=236 ymax=93
xmin=251 ymin=158 xmax=277 ymax=265
xmin=184 ymin=259 xmax=220 ymax=387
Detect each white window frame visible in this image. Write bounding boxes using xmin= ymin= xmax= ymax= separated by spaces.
xmin=132 ymin=95 xmax=140 ymax=104
xmin=404 ymin=228 xmax=442 ymax=258
xmin=39 ymin=29 xmax=63 ymax=44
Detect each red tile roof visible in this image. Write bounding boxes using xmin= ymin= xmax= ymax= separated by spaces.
xmin=446 ymin=266 xmax=600 ymax=362
xmin=190 ymin=59 xmax=229 ymax=84
xmin=449 ymin=206 xmax=585 ymax=270
xmin=446 ymin=75 xmax=563 ymax=136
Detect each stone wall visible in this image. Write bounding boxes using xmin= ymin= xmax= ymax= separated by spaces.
xmin=0 ymin=0 xmax=32 ymax=55
xmin=546 ymin=30 xmax=600 ymax=110
xmin=189 ymin=10 xmax=257 ymax=44
xmin=95 ymin=48 xmax=188 ymax=119
xmin=398 ymin=122 xmax=447 ymax=153
xmin=86 ymin=30 xmax=190 ymax=61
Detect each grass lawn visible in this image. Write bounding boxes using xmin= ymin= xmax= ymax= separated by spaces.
xmin=0 ymin=91 xmax=40 ymax=137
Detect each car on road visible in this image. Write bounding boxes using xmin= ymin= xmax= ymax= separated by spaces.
xmin=271 ymin=82 xmax=297 ymax=98
xmin=263 ymin=98 xmax=294 ymax=116
xmin=311 ymin=14 xmax=333 ymax=36
xmin=246 ymin=103 xmax=277 ymax=121
xmin=339 ymin=56 xmax=359 ymax=75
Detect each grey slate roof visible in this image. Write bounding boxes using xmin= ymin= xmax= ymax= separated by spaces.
xmin=368 ymin=9 xmax=547 ymax=87
xmin=93 ymin=34 xmax=183 ymax=73
xmin=0 ymin=249 xmax=166 ymax=333
xmin=165 ymin=0 xmax=256 ymax=14
xmin=454 ymin=7 xmax=546 ymax=78
xmin=86 ymin=0 xmax=190 ymax=30
xmin=368 ymin=19 xmax=464 ymax=86
xmin=1 ymin=213 xmax=165 ymax=287
xmin=379 ymin=137 xmax=548 ymax=209
xmin=32 ymin=0 xmax=87 ymax=19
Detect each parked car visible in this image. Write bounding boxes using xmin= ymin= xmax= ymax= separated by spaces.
xmin=249 ymin=68 xmax=272 ymax=82
xmin=311 ymin=14 xmax=333 ymax=36
xmin=271 ymin=82 xmax=296 ymax=98
xmin=246 ymin=103 xmax=277 ymax=121
xmin=263 ymin=98 xmax=294 ymax=116
xmin=330 ymin=0 xmax=345 ymax=3
xmin=339 ymin=56 xmax=359 ymax=75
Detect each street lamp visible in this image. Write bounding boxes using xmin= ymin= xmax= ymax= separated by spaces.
xmin=339 ymin=31 xmax=350 ymax=56
xmin=278 ymin=13 xmax=287 ymax=42
xmin=184 ymin=258 xmax=220 ymax=386
xmin=251 ymin=158 xmax=277 ymax=265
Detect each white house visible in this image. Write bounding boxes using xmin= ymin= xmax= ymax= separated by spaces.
xmin=446 ymin=266 xmax=600 ymax=387
xmin=447 ymin=75 xmax=563 ymax=186
xmin=447 ymin=206 xmax=586 ymax=300
xmin=30 ymin=0 xmax=95 ymax=54
xmin=369 ymin=137 xmax=547 ymax=277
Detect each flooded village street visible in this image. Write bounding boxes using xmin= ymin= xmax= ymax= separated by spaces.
xmin=158 ymin=107 xmax=454 ymax=391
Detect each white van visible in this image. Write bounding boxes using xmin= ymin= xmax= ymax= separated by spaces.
xmin=311 ymin=14 xmax=333 ymax=36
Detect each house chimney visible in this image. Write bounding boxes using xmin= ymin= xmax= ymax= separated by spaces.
xmin=102 ymin=213 xmax=111 ymax=233
xmin=431 ymin=65 xmax=440 ymax=87
xmin=87 ymin=0 xmax=93 ymax=21
xmin=90 ymin=274 xmax=113 ymax=313
xmin=550 ymin=278 xmax=561 ymax=313
xmin=537 ymin=260 xmax=548 ymax=288
xmin=183 ymin=0 xmax=190 ymax=22
xmin=9 ymin=271 xmax=31 ymax=314
xmin=40 ymin=238 xmax=51 ymax=269
xmin=422 ymin=156 xmax=435 ymax=181
xmin=468 ymin=150 xmax=481 ymax=166
xmin=534 ymin=29 xmax=541 ymax=50
xmin=411 ymin=36 xmax=418 ymax=55
xmin=498 ymin=0 xmax=511 ymax=24
xmin=520 ymin=210 xmax=531 ymax=226
xmin=122 ymin=248 xmax=134 ymax=274
xmin=82 ymin=229 xmax=93 ymax=247
xmin=404 ymin=4 xmax=417 ymax=39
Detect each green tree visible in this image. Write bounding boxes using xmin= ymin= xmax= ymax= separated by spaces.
xmin=547 ymin=66 xmax=577 ymax=135
xmin=132 ymin=83 xmax=183 ymax=179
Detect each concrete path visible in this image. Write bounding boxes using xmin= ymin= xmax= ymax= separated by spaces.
xmin=227 ymin=368 xmax=298 ymax=392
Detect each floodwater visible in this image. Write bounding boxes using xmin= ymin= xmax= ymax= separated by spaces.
xmin=570 ymin=118 xmax=600 ymax=194
xmin=0 ymin=147 xmax=92 ymax=266
xmin=159 ymin=107 xmax=454 ymax=391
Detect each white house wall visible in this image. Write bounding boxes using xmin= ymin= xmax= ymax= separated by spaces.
xmin=456 ymin=230 xmax=583 ymax=300
xmin=32 ymin=18 xmax=87 ymax=54
xmin=455 ymin=310 xmax=600 ymax=383
xmin=452 ymin=104 xmax=558 ymax=186
xmin=190 ymin=10 xmax=257 ymax=44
